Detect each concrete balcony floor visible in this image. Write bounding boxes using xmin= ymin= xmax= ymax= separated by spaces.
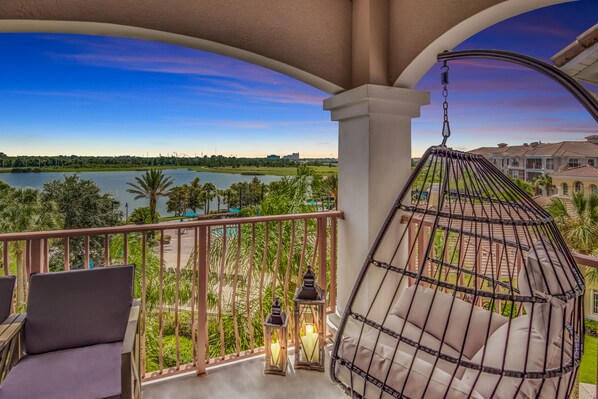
xmin=142 ymin=353 xmax=345 ymax=399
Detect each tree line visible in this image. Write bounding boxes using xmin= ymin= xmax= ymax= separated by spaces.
xmin=0 ymin=152 xmax=333 ymax=170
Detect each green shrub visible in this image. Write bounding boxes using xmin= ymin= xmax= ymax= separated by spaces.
xmin=585 ymin=319 xmax=598 ymax=337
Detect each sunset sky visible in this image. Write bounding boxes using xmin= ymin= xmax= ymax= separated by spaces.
xmin=0 ymin=0 xmax=596 ymax=158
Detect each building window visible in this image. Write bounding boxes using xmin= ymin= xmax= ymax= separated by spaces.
xmin=574 ymin=181 xmax=583 ymax=193
xmin=526 ymin=158 xmax=542 ymax=169
xmin=593 ymin=291 xmax=598 ymax=315
xmin=512 ymin=170 xmax=519 ymax=179
xmin=506 ymin=159 xmax=510 ymax=166
xmin=512 ymin=159 xmax=519 ymax=167
xmin=562 ymin=183 xmax=569 ymax=195
xmin=545 ymin=159 xmax=554 ymax=170
xmin=501 ymin=159 xmax=505 ymax=167
xmin=590 ymin=184 xmax=597 ymax=194
xmin=568 ymin=158 xmax=580 ymax=167
xmin=589 ymin=159 xmax=596 ymax=167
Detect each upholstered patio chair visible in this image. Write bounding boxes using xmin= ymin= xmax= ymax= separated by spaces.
xmin=0 ymin=265 xmax=141 ymax=399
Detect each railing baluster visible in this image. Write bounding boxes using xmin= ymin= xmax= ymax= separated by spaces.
xmin=123 ymin=232 xmax=128 ymax=265
xmin=283 ymin=220 xmax=295 ymax=312
xmin=191 ymin=227 xmax=198 ymax=366
xmin=175 ymin=228 xmax=181 ymax=369
xmin=317 ymin=218 xmax=327 ymax=292
xmin=84 ymin=236 xmax=90 ymax=269
xmin=30 ymin=238 xmax=43 ymax=275
xmin=218 ymin=225 xmax=227 ymax=359
xmin=259 ymin=222 xmax=269 ymax=328
xmin=158 ymin=230 xmax=165 ymax=374
xmin=330 ymin=217 xmax=337 ymax=313
xmin=104 ymin=234 xmax=109 ymax=266
xmin=141 ymin=232 xmax=147 ymax=375
xmin=247 ymin=223 xmax=256 ymax=352
xmin=2 ymin=241 xmax=8 ymax=276
xmin=298 ymin=219 xmax=308 ymax=283
xmin=63 ymin=237 xmax=70 ymax=271
xmin=197 ymin=225 xmax=208 ymax=375
xmin=271 ymin=221 xmax=282 ymax=302
xmin=232 ymin=224 xmax=241 ymax=356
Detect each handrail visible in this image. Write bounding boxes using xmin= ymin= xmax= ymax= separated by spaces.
xmin=0 ymin=210 xmax=344 ymax=240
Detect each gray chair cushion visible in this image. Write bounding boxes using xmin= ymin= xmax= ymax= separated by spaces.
xmin=0 ymin=342 xmax=122 ymax=399
xmin=25 ymin=265 xmax=134 ymax=355
xmin=0 ymin=276 xmax=15 ymax=322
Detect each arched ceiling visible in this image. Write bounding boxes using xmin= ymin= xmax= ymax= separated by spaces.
xmin=0 ymin=0 xmax=569 ymax=94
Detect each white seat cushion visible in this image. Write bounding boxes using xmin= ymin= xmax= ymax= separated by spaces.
xmin=365 ymin=314 xmax=467 ymax=377
xmin=391 ymin=284 xmax=508 ymax=359
xmin=336 ymin=335 xmax=483 ymax=399
xmin=461 ymin=315 xmax=572 ymax=399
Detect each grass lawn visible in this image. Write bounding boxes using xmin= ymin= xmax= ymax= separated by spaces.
xmin=190 ymin=165 xmax=337 ymax=176
xmin=580 ymin=334 xmax=597 ymax=384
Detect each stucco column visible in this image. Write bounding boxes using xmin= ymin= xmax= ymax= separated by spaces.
xmin=324 ymin=84 xmax=429 ymax=316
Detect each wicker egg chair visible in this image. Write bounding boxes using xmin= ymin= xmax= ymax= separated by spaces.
xmin=330 ymin=146 xmax=585 ymax=399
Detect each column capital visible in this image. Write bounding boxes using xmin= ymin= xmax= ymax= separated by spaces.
xmin=323 ymin=84 xmax=429 ymax=121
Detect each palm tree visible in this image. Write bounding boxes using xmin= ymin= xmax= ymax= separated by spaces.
xmin=187 ymin=177 xmax=203 ymax=214
xmin=126 ymin=169 xmax=174 ymax=223
xmin=546 ymin=192 xmax=598 ymax=284
xmin=0 ymin=188 xmax=61 ymax=304
xmin=202 ymin=182 xmax=216 ymax=214
xmin=324 ymin=174 xmax=338 ymax=209
xmin=532 ymin=174 xmax=553 ymax=195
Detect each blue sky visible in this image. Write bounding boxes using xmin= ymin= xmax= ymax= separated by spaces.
xmin=0 ymin=1 xmax=596 ymax=158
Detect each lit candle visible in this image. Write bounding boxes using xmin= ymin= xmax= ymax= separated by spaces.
xmin=270 ymin=341 xmax=281 ymax=367
xmin=301 ymin=324 xmax=319 ymax=362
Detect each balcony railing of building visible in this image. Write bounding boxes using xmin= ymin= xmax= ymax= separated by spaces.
xmin=0 ymin=211 xmax=341 ymax=381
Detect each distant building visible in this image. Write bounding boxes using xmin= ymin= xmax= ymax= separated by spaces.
xmin=469 ymin=136 xmax=598 ymax=183
xmin=282 ymin=153 xmax=300 ymax=160
xmin=549 ymin=165 xmax=598 ymax=197
xmin=266 ymin=154 xmax=280 ymax=159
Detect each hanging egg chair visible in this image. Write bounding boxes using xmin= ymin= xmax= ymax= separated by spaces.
xmin=330 ymin=57 xmax=587 ymax=399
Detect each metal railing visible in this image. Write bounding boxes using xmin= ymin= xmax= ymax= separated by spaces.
xmin=0 ymin=211 xmax=342 ymax=380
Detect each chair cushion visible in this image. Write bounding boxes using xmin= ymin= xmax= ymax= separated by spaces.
xmin=391 ymin=284 xmax=508 ymax=359
xmin=25 ymin=265 xmax=134 ymax=355
xmin=365 ymin=314 xmax=467 ymax=377
xmin=336 ymin=335 xmax=483 ymax=399
xmin=461 ymin=315 xmax=572 ymax=399
xmin=0 ymin=276 xmax=15 ymax=322
xmin=519 ymin=239 xmax=576 ymax=341
xmin=0 ymin=342 xmax=122 ymax=399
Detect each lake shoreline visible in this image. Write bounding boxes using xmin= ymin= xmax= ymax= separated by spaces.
xmin=0 ymin=165 xmax=337 ymax=177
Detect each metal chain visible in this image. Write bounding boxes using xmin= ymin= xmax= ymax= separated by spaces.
xmin=440 ymin=61 xmax=451 ymax=147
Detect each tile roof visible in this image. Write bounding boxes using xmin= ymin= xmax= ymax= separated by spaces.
xmin=470 ymin=140 xmax=598 ymax=158
xmin=549 ymin=165 xmax=598 ymax=179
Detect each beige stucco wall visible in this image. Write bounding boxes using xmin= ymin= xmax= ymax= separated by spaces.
xmin=552 ymin=177 xmax=598 ymax=196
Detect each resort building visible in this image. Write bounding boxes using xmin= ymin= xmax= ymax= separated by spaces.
xmin=549 ymin=165 xmax=598 ymax=197
xmin=470 ymin=135 xmax=598 ymax=183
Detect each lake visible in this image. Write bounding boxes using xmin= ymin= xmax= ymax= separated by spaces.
xmin=0 ymin=169 xmax=281 ymax=216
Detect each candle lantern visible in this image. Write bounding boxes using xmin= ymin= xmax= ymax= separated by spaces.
xmin=293 ymin=266 xmax=325 ymax=371
xmin=264 ymin=298 xmax=288 ymax=376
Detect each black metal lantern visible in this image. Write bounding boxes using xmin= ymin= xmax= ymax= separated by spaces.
xmin=264 ymin=298 xmax=288 ymax=376
xmin=294 ymin=266 xmax=325 ymax=371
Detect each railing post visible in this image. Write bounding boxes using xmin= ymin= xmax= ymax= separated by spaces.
xmin=196 ymin=225 xmax=208 ymax=376
xmin=30 ymin=238 xmax=44 ymax=275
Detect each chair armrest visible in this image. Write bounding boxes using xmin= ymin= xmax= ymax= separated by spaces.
xmin=122 ymin=300 xmax=140 ymax=356
xmin=121 ymin=300 xmax=141 ymax=399
xmin=0 ymin=314 xmax=26 ymax=382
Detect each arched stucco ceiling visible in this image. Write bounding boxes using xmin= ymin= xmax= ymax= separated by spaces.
xmin=393 ymin=0 xmax=572 ymax=88
xmin=0 ymin=0 xmax=571 ymax=94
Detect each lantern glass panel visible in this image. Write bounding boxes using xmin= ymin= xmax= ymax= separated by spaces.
xmin=264 ymin=314 xmax=288 ymax=376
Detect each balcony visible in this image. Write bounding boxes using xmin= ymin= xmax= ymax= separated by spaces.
xmin=0 ymin=209 xmax=596 ymax=398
